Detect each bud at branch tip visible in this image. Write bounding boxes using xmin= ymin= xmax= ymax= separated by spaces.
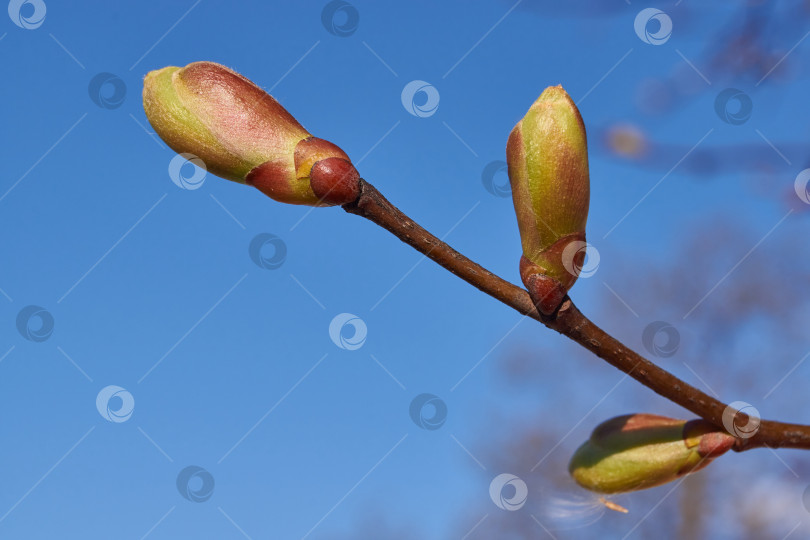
xmin=143 ymin=61 xmax=360 ymax=207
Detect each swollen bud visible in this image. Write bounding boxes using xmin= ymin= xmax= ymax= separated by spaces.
xmin=142 ymin=61 xmax=360 ymax=206
xmin=507 ymin=86 xmax=590 ymax=314
xmin=568 ymin=414 xmax=735 ymax=495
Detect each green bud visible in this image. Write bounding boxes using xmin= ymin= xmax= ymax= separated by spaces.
xmin=143 ymin=61 xmax=360 ymax=206
xmin=568 ymin=414 xmax=735 ymax=494
xmin=507 ymin=86 xmax=590 ymax=314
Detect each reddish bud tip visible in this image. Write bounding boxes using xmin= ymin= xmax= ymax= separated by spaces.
xmin=310 ymin=157 xmax=361 ymax=205
xmin=698 ymin=431 xmax=736 ymax=458
xmin=683 ymin=419 xmax=736 ymax=458
xmin=520 ymin=256 xmax=567 ymax=315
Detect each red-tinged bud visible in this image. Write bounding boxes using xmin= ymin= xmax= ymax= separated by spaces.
xmin=568 ymin=414 xmax=735 ymax=495
xmin=507 ymin=86 xmax=590 ymax=314
xmin=143 ymin=61 xmax=360 ymax=206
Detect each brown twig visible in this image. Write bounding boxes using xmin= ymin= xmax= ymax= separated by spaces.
xmin=343 ymin=179 xmax=810 ymax=451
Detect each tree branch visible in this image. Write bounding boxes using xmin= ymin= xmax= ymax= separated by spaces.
xmin=343 ymin=179 xmax=810 ymax=451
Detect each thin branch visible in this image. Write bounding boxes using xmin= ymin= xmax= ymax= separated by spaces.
xmin=343 ymin=179 xmax=810 ymax=452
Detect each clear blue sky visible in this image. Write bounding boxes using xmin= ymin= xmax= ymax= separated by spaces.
xmin=1 ymin=1 xmax=809 ymax=538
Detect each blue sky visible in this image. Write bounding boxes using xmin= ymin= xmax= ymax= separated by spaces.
xmin=1 ymin=1 xmax=809 ymax=538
